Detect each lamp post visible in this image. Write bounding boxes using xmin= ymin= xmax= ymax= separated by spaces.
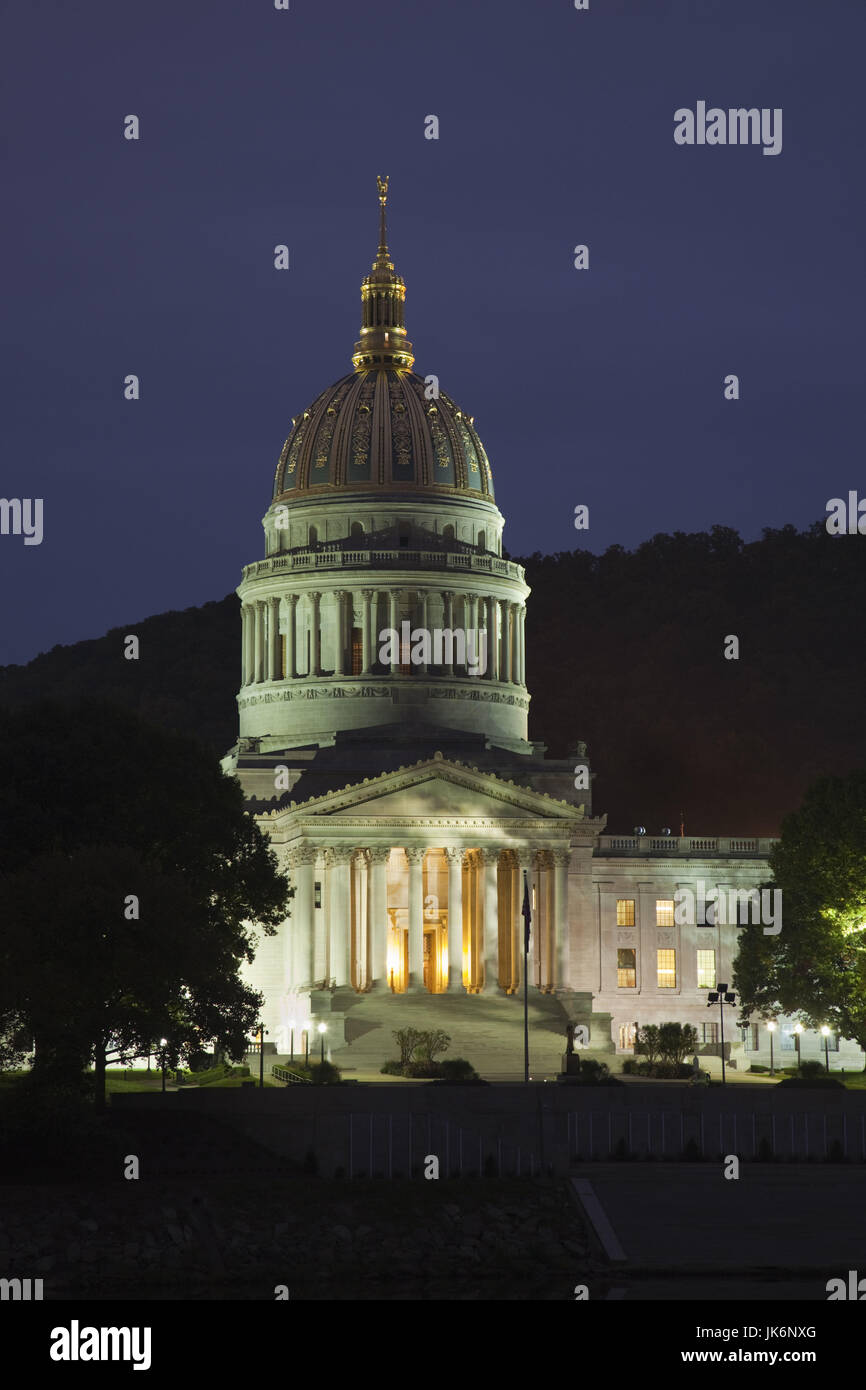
xmin=289 ymin=1019 xmax=296 ymax=1065
xmin=707 ymin=984 xmax=737 ymax=1086
xmin=258 ymin=1021 xmax=267 ymax=1088
xmin=766 ymin=1020 xmax=776 ymax=1077
xmin=318 ymin=1022 xmax=327 ymax=1063
xmin=159 ymin=1037 xmax=168 ymax=1094
xmin=821 ymin=1025 xmax=831 ymax=1073
xmin=793 ymin=1022 xmax=804 ymax=1075
xmin=304 ymin=1025 xmax=310 ymax=1068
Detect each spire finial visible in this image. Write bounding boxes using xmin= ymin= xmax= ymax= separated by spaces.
xmin=352 ymin=175 xmax=414 ymax=371
xmin=377 ymin=174 xmax=389 ymax=257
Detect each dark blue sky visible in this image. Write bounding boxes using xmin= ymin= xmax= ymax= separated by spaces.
xmin=2 ymin=0 xmax=863 ymax=667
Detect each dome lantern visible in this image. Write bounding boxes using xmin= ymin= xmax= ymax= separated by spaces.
xmin=351 ymin=176 xmax=414 ymax=372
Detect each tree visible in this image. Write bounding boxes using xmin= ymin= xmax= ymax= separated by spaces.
xmin=658 ymin=1023 xmax=698 ymax=1066
xmin=417 ymin=1029 xmax=451 ymax=1063
xmin=635 ymin=1024 xmax=660 ymax=1064
xmin=0 ymin=701 xmax=290 ymax=1105
xmin=392 ymin=1028 xmax=423 ymax=1066
xmin=733 ymin=769 xmax=866 ymax=1067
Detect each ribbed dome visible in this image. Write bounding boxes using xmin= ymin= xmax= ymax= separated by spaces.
xmin=272 ymin=368 xmax=494 ymax=501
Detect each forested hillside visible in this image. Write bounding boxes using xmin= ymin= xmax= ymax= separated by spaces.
xmin=1 ymin=523 xmax=862 ymax=835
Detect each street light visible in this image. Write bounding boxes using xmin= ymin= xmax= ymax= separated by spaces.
xmin=159 ymin=1037 xmax=168 ymax=1094
xmin=257 ymin=1021 xmax=267 ymax=1088
xmin=821 ymin=1024 xmax=831 ymax=1073
xmin=793 ymin=1022 xmax=804 ymax=1076
xmin=707 ymin=983 xmax=737 ymax=1085
xmin=318 ymin=1022 xmax=327 ymax=1063
xmin=766 ymin=1020 xmax=776 ymax=1077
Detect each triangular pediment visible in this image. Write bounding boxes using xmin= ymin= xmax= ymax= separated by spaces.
xmin=262 ymin=754 xmax=585 ymax=826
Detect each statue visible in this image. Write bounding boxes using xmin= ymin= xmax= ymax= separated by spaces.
xmin=377 ymin=174 xmax=389 ymax=202
xmin=566 ymin=1022 xmax=575 ymax=1055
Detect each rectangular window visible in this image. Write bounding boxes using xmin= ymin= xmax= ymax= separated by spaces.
xmin=780 ymin=1030 xmax=795 ymax=1051
xmin=696 ymin=949 xmax=716 ymax=989
xmin=656 ymin=899 xmax=674 ymax=926
xmin=617 ymin=948 xmax=636 ymax=988
xmin=351 ymin=627 xmax=363 ymax=676
xmin=751 ymin=1023 xmax=759 ymax=1051
xmin=657 ymin=949 xmax=676 ymax=988
xmin=702 ymin=1022 xmax=718 ymax=1044
xmin=616 ymin=899 xmax=635 ymax=926
xmin=314 ymin=881 xmax=322 ymax=909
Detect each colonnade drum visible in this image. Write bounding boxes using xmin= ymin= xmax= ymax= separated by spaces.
xmin=285 ymin=843 xmax=570 ymax=994
xmin=240 ymin=587 xmax=527 ymax=685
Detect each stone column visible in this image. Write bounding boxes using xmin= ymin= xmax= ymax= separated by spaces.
xmin=252 ymin=601 xmax=263 ymax=683
xmin=466 ymin=594 xmax=478 ymax=677
xmin=361 ymin=590 xmax=373 ymax=675
xmin=241 ymin=605 xmax=250 ymax=685
xmin=445 ymin=847 xmax=463 ymax=991
xmin=481 ymin=848 xmax=500 ymax=993
xmin=553 ymin=848 xmax=571 ymax=989
xmin=310 ymin=591 xmax=322 ymax=677
xmin=498 ymin=603 xmax=509 ymax=683
xmin=418 ymin=591 xmax=429 ymax=674
xmin=368 ymin=847 xmax=390 ymax=991
xmin=329 ymin=848 xmax=352 ymax=987
xmin=389 ymin=590 xmax=401 ymax=674
xmin=442 ymin=591 xmax=455 ymax=676
xmin=268 ymin=596 xmax=281 ymax=680
xmin=286 ymin=594 xmax=298 ymax=679
xmin=518 ymin=605 xmax=526 ymax=686
xmin=291 ymin=848 xmax=315 ymax=989
xmin=352 ymin=850 xmax=368 ymax=991
xmin=510 ymin=603 xmax=519 ymax=686
xmin=406 ymin=848 xmax=425 ymax=992
xmin=333 ymin=591 xmax=346 ymax=677
xmin=488 ymin=598 xmax=500 ymax=681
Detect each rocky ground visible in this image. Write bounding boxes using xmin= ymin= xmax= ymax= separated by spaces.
xmin=0 ymin=1175 xmax=597 ymax=1300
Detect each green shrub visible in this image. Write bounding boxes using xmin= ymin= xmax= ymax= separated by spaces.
xmin=439 ymin=1058 xmax=478 ymax=1081
xmin=749 ymin=1063 xmax=768 ymax=1073
xmin=621 ymin=1058 xmax=639 ymax=1075
xmin=309 ymin=1060 xmax=341 ymax=1085
xmin=379 ymin=1059 xmax=404 ymax=1075
xmin=799 ymin=1060 xmax=827 ymax=1079
xmin=776 ymin=1076 xmax=843 ymax=1089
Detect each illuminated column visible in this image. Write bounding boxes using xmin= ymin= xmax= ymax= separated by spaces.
xmin=333 ymin=591 xmax=346 ymax=677
xmin=368 ymin=847 xmax=389 ymax=990
xmin=553 ymin=848 xmax=571 ymax=989
xmin=310 ymin=591 xmax=322 ymax=677
xmin=389 ymin=590 xmax=400 ymax=674
xmin=291 ymin=848 xmax=315 ymax=989
xmin=510 ymin=604 xmax=520 ymax=687
xmin=541 ymin=851 xmax=555 ymax=991
xmin=531 ymin=850 xmax=544 ymax=988
xmin=285 ymin=594 xmax=298 ymax=679
xmin=406 ymin=848 xmax=425 ymax=991
xmin=445 ymin=847 xmax=463 ymax=990
xmin=442 ymin=591 xmax=455 ymax=676
xmin=361 ymin=589 xmax=373 ymax=674
xmin=352 ymin=850 xmax=369 ymax=991
xmin=499 ymin=603 xmax=509 ymax=683
xmin=466 ymin=594 xmax=478 ymax=676
xmin=329 ymin=848 xmax=352 ymax=987
xmin=481 ymin=848 xmax=500 ymax=993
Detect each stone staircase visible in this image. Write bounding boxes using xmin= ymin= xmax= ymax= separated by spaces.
xmin=284 ymin=988 xmax=604 ymax=1080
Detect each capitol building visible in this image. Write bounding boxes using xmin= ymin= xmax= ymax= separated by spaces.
xmin=221 ymin=180 xmax=857 ymax=1078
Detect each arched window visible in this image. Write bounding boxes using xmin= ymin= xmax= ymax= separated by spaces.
xmin=350 ymin=521 xmax=364 ymax=539
xmin=443 ymin=523 xmax=455 ymax=543
xmin=398 ymin=523 xmax=411 ymax=549
xmin=308 ymin=524 xmax=318 ymax=546
xmin=478 ymin=529 xmax=486 ymax=551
